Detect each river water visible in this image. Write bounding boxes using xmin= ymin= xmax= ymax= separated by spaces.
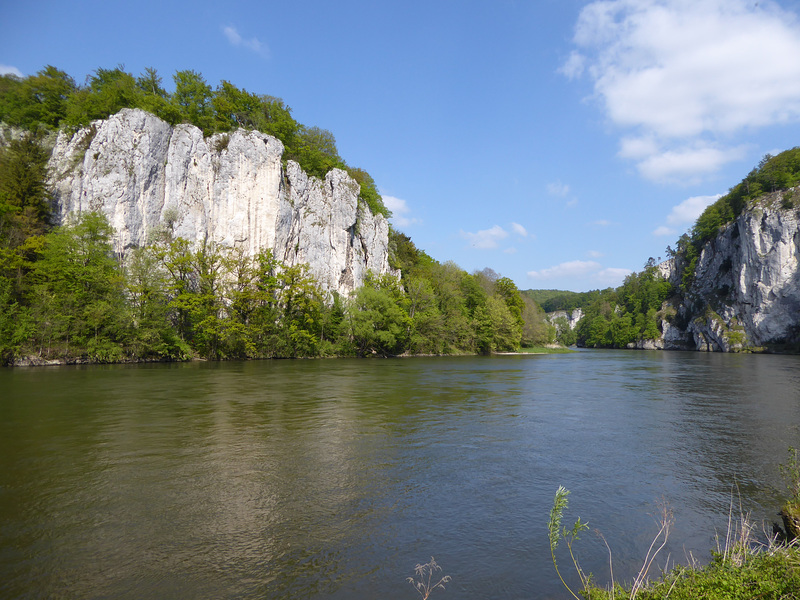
xmin=1 ymin=350 xmax=799 ymax=599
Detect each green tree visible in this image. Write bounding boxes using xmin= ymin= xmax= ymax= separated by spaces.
xmin=0 ymin=131 xmax=52 ymax=246
xmin=252 ymin=95 xmax=300 ymax=148
xmin=346 ymin=167 xmax=391 ymax=218
xmin=0 ymin=276 xmax=33 ymax=365
xmin=404 ymin=275 xmax=445 ymax=354
xmin=521 ymin=296 xmax=556 ymax=346
xmin=136 ymin=67 xmax=180 ymax=124
xmin=474 ymin=295 xmax=521 ymax=353
xmin=347 ymin=274 xmax=410 ymax=356
xmin=0 ymin=66 xmax=75 ymax=128
xmin=290 ymin=125 xmax=343 ymax=178
xmin=211 ymin=80 xmax=263 ymax=132
xmin=29 ymin=212 xmax=127 ymax=360
xmin=275 ymin=263 xmax=325 ymax=357
xmin=494 ymin=276 xmax=525 ymax=329
xmin=124 ymin=246 xmax=187 ymax=360
xmin=171 ymin=70 xmax=213 ymax=134
xmin=65 ymin=66 xmax=143 ymax=127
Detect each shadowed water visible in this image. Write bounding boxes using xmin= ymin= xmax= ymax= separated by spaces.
xmin=1 ymin=350 xmax=799 ymax=599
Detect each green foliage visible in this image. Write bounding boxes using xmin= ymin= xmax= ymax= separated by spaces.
xmin=0 ymin=66 xmax=75 ymax=129
xmin=388 ymin=227 xmax=435 ymax=274
xmin=0 ymin=131 xmax=52 ymax=245
xmin=780 ymin=447 xmax=800 ymax=504
xmin=552 ymin=316 xmax=577 ymax=346
xmin=524 ymin=288 xmax=606 ymax=313
xmin=28 ymin=212 xmax=128 ymax=360
xmin=522 ymin=295 xmax=556 ymax=347
xmin=171 ymin=70 xmax=214 ymax=134
xmin=347 ymin=273 xmax=411 ymax=356
xmin=0 ymin=276 xmax=33 ymax=365
xmin=68 ymin=66 xmax=144 ymax=127
xmin=548 ymin=487 xmax=590 ymax=600
xmin=3 ymin=64 xmax=395 ymax=217
xmin=573 ymin=264 xmax=674 ymax=349
xmin=582 ymin=548 xmax=800 ymax=600
xmin=473 ymin=295 xmax=522 ymax=353
xmin=550 ymin=486 xmax=800 ymax=600
xmin=346 ymin=167 xmax=391 ymax=218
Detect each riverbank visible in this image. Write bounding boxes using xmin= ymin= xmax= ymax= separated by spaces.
xmin=8 ymin=344 xmax=575 ymax=367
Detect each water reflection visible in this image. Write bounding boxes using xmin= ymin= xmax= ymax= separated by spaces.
xmin=1 ymin=352 xmax=799 ymax=599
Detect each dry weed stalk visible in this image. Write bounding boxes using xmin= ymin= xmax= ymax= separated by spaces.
xmin=595 ymin=530 xmax=615 ymax=600
xmin=629 ymin=501 xmax=673 ymax=600
xmin=406 ymin=557 xmax=451 ymax=600
xmin=717 ymin=484 xmax=755 ymax=567
xmin=550 ymin=488 xmax=674 ymax=600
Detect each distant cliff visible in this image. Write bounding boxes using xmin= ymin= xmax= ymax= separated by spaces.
xmin=657 ymin=191 xmax=800 ymax=351
xmin=47 ymin=108 xmax=394 ymax=296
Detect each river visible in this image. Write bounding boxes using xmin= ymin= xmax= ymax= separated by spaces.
xmin=1 ymin=350 xmax=799 ymax=599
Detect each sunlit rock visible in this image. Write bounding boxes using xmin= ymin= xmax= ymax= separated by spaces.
xmin=48 ymin=108 xmax=394 ymax=296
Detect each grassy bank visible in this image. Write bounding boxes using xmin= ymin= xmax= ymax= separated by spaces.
xmin=549 ymin=476 xmax=800 ymax=600
xmin=582 ymin=544 xmax=800 ymax=600
xmin=518 ymin=345 xmax=575 ymax=354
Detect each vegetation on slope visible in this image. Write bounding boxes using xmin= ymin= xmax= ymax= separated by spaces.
xmin=531 ymin=148 xmax=800 ymax=350
xmin=0 ymin=64 xmax=389 ymax=217
xmin=670 ymin=147 xmax=800 ymax=290
xmin=526 ymin=261 xmax=675 ymax=349
xmin=0 ymin=128 xmax=556 ymax=364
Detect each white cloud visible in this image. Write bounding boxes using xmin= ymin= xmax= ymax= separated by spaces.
xmin=382 ymin=195 xmax=420 ymax=228
xmin=653 ymin=193 xmax=722 ymax=236
xmin=592 ymin=219 xmax=612 ymax=227
xmin=511 ymin=222 xmax=528 ymax=237
xmin=653 ymin=226 xmax=675 ymax=237
xmin=528 ymin=260 xmax=631 ymax=288
xmin=528 ymin=260 xmax=602 ymax=280
xmin=223 ymin=25 xmax=269 ymax=57
xmin=547 ymin=181 xmax=571 ymax=196
xmin=595 ymin=267 xmax=633 ymax=287
xmin=587 ymin=250 xmax=603 ymax=258
xmin=559 ymin=51 xmax=586 ymax=80
xmin=0 ymin=64 xmax=23 ymax=77
xmin=564 ymin=0 xmax=800 ymax=182
xmin=636 ymin=144 xmax=747 ymax=183
xmin=666 ymin=194 xmax=722 ymax=225
xmin=461 ymin=225 xmax=509 ymax=249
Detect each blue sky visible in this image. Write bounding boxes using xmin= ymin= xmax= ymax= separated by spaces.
xmin=3 ymin=0 xmax=800 ymax=292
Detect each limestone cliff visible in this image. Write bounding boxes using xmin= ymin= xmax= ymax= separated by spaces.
xmin=657 ymin=192 xmax=800 ymax=351
xmin=47 ymin=108 xmax=394 ymax=296
xmin=547 ymin=308 xmax=583 ymax=331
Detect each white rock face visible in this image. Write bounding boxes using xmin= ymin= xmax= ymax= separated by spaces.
xmin=48 ymin=108 xmax=394 ymax=296
xmin=547 ymin=308 xmax=583 ymax=331
xmin=657 ymin=193 xmax=800 ymax=350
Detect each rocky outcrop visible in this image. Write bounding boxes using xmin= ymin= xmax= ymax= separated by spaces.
xmin=657 ymin=192 xmax=800 ymax=351
xmin=47 ymin=108 xmax=394 ymax=296
xmin=548 ymin=308 xmax=583 ymax=331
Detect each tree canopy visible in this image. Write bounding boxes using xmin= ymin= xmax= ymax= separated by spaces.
xmin=0 ymin=64 xmax=390 ymax=217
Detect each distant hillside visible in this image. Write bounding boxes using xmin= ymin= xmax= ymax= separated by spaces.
xmin=522 ymin=288 xmax=606 ymax=313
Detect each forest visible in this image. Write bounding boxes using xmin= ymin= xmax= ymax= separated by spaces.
xmin=0 ymin=66 xmax=556 ymax=365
